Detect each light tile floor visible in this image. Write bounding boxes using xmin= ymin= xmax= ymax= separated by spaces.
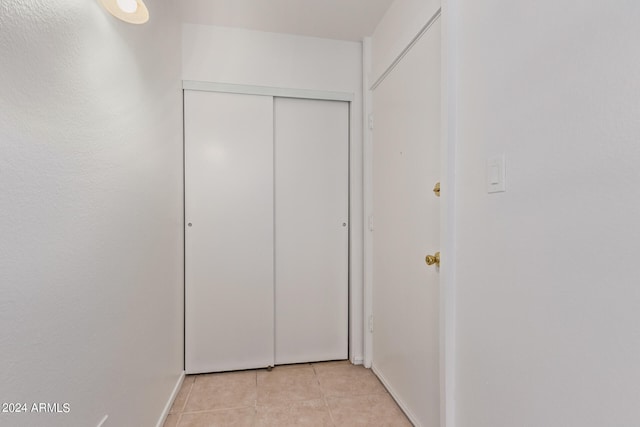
xmin=164 ymin=361 xmax=412 ymax=427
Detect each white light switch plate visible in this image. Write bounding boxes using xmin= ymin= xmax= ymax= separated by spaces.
xmin=487 ymin=155 xmax=506 ymax=193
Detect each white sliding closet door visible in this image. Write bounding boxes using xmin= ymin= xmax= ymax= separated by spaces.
xmin=274 ymin=98 xmax=349 ymax=364
xmin=184 ymin=90 xmax=274 ymax=374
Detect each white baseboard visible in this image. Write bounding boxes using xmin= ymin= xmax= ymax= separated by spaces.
xmin=155 ymin=371 xmax=185 ymax=427
xmin=371 ymin=364 xmax=420 ymax=427
xmin=351 ymin=356 xmax=364 ymax=365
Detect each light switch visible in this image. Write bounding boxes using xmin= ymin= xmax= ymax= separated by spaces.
xmin=487 ymin=155 xmax=506 ymax=193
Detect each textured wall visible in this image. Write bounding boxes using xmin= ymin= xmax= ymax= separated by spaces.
xmin=453 ymin=1 xmax=640 ymax=426
xmin=0 ymin=1 xmax=183 ymax=426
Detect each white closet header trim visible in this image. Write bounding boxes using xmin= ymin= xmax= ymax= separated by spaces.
xmin=182 ymin=81 xmax=354 ymax=102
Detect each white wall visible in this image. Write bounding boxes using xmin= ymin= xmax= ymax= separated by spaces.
xmin=182 ymin=24 xmax=365 ymax=363
xmin=0 ymin=1 xmax=183 ymax=426
xmin=183 ymin=24 xmax=362 ymax=93
xmin=452 ymin=1 xmax=640 ymax=426
xmin=370 ymin=0 xmax=440 ymax=83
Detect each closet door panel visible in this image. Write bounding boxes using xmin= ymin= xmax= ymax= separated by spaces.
xmin=274 ymin=98 xmax=349 ymax=364
xmin=184 ymin=90 xmax=274 ymax=374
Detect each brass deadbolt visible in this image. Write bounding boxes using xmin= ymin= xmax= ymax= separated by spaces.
xmin=433 ymin=182 xmax=441 ymax=197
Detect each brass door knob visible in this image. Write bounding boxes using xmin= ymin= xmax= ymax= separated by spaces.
xmin=433 ymin=182 xmax=441 ymax=197
xmin=425 ymin=252 xmax=440 ymax=267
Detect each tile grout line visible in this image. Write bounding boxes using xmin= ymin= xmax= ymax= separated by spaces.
xmin=171 ymin=376 xmax=194 ymax=427
xmin=180 ymin=370 xmax=260 ymax=419
xmin=180 ymin=404 xmax=257 ymax=415
xmin=254 ymin=369 xmax=258 ymax=420
xmin=180 ymin=376 xmax=195 ymax=413
xmin=314 ymin=365 xmax=338 ymax=427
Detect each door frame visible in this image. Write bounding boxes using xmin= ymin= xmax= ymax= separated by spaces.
xmin=181 ymin=81 xmax=363 ymax=365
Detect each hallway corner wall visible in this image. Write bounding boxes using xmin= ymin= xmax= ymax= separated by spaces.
xmin=453 ymin=2 xmax=640 ymax=426
xmin=0 ymin=1 xmax=184 ymax=425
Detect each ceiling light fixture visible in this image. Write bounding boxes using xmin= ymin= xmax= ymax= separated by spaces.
xmin=99 ymin=0 xmax=149 ymax=24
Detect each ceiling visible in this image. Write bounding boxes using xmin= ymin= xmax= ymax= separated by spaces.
xmin=179 ymin=0 xmax=395 ymax=41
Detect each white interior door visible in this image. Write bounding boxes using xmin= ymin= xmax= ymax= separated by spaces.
xmin=184 ymin=90 xmax=275 ymax=374
xmin=372 ymin=20 xmax=442 ymax=426
xmin=274 ymin=98 xmax=349 ymax=364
